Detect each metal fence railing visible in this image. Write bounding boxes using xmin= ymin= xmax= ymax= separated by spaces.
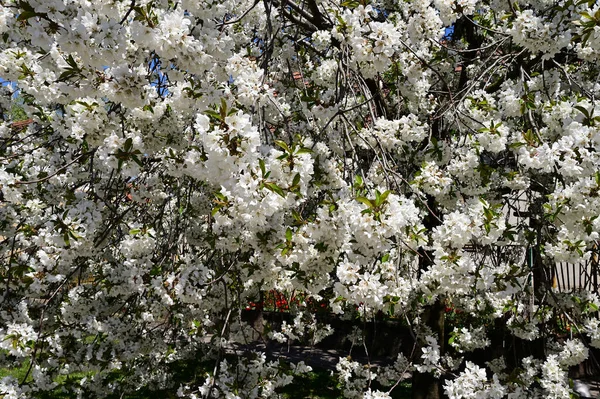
xmin=553 ymin=251 xmax=600 ymax=293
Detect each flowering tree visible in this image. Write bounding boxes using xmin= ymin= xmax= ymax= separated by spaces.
xmin=1 ymin=0 xmax=600 ymax=398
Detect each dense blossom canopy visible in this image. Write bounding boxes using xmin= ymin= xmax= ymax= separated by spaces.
xmin=1 ymin=0 xmax=600 ymax=398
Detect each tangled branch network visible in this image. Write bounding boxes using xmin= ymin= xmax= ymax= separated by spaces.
xmin=1 ymin=0 xmax=600 ymax=398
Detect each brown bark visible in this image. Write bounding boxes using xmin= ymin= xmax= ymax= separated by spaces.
xmin=412 ymin=194 xmax=445 ymax=399
xmin=411 ymin=299 xmax=445 ymax=399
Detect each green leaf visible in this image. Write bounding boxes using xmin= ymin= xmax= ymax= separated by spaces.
xmin=214 ymin=192 xmax=227 ymax=201
xmin=259 ymin=159 xmax=266 ymax=176
xmin=378 ymin=190 xmax=390 ymax=205
xmin=574 ymin=105 xmax=590 ymax=119
xmin=265 ymin=182 xmax=285 ymax=198
xmin=124 ymin=137 xmax=133 ymax=152
xmin=295 ymin=147 xmax=313 ymax=155
xmin=204 ymin=109 xmax=222 ymax=121
xmin=508 ymin=142 xmax=525 ymax=149
xmin=65 ymin=54 xmax=79 ymax=69
xmin=131 ymin=154 xmax=143 ymax=167
xmin=285 ymin=228 xmax=293 ymax=242
xmin=340 ymin=0 xmax=360 ymax=8
xmin=315 ymin=242 xmax=328 ymax=252
xmin=354 ymin=175 xmax=363 ymax=187
xmin=57 ymin=70 xmax=76 ymax=82
xmin=292 ymin=173 xmax=301 ymax=187
xmin=220 ymin=98 xmax=227 ymax=119
xmin=356 ymin=196 xmax=374 ymax=208
xmin=274 ymin=140 xmax=291 ymax=153
xmin=17 ymin=10 xmax=38 ymax=21
xmin=292 ymin=210 xmax=302 ymax=222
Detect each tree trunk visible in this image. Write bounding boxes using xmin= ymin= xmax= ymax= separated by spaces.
xmin=411 ymin=299 xmax=445 ymax=399
xmin=412 ymin=194 xmax=445 ymax=399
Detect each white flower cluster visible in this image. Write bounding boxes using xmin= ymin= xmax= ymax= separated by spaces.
xmin=416 ymin=336 xmax=441 ymax=375
xmin=557 ymin=339 xmax=588 ymax=367
xmin=574 ymin=5 xmax=600 ymax=61
xmin=364 ymin=115 xmax=428 ymax=151
xmin=444 ymin=362 xmax=505 ymax=399
xmin=336 ymin=357 xmax=379 ymax=399
xmin=449 ymin=326 xmax=490 ymax=353
xmin=540 ymin=355 xmax=570 ymax=399
xmin=270 ymin=312 xmax=333 ymax=345
xmin=179 ymin=355 xmax=312 ymax=399
xmin=1 ymin=0 xmax=599 ymax=397
xmin=508 ymin=9 xmax=572 ymax=60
